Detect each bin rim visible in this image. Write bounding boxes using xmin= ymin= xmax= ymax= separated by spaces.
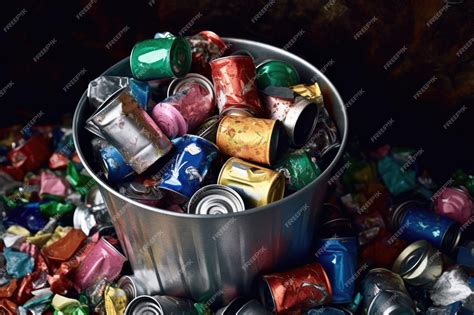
xmin=72 ymin=37 xmax=348 ymax=219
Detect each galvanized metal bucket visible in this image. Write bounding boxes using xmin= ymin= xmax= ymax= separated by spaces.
xmin=73 ymin=38 xmax=348 ymax=306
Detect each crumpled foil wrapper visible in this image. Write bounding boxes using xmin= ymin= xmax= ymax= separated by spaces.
xmin=430 ymin=267 xmax=472 ymax=306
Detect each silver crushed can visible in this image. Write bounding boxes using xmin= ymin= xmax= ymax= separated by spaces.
xmin=88 ymin=87 xmax=172 ymax=174
xmin=188 ymin=184 xmax=245 ymax=215
xmin=87 ymin=76 xmax=129 ymax=109
xmin=392 ymin=240 xmax=443 ymax=287
xmin=117 ymin=275 xmax=148 ymax=301
xmin=362 ymin=268 xmax=416 ymax=315
xmin=216 ymin=297 xmax=271 ymax=315
xmin=125 ymin=295 xmax=197 ymax=315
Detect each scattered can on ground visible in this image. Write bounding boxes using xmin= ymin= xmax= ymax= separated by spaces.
xmin=392 ymin=240 xmax=443 ymax=287
xmin=158 ymin=135 xmax=219 ymax=204
xmin=274 ymin=150 xmax=321 ymax=191
xmin=262 ymin=86 xmax=319 ymax=147
xmin=316 ymin=237 xmax=358 ymax=304
xmin=389 ymin=200 xmax=461 ymax=252
xmin=256 ymin=59 xmax=300 ymax=90
xmin=117 ymin=275 xmax=149 ymax=301
xmin=188 ymin=184 xmax=245 ymax=215
xmin=124 ymin=295 xmax=197 ymax=315
xmin=210 ymin=55 xmax=263 ymax=116
xmin=435 ymin=187 xmax=473 ymax=224
xmin=259 ymin=262 xmax=332 ymax=313
xmin=362 ymin=268 xmax=415 ymax=315
xmin=88 ymin=87 xmax=173 ymax=174
xmin=216 ymin=115 xmax=287 ymax=165
xmin=218 ymin=157 xmax=285 ymax=208
xmin=130 ymin=37 xmax=191 ymax=80
xmin=152 ymin=79 xmax=215 ymax=138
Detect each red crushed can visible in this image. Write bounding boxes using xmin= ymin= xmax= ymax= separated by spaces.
xmin=210 ymin=55 xmax=263 ymax=116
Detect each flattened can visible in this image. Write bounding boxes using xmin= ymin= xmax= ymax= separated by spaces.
xmin=262 ymin=86 xmax=319 ymax=147
xmin=392 ymin=240 xmax=443 ymax=287
xmin=259 ymin=262 xmax=332 ymax=313
xmin=216 ymin=297 xmax=271 ymax=315
xmin=218 ymin=157 xmax=285 ymax=208
xmin=92 ymin=137 xmax=135 ymax=183
xmin=152 ymin=81 xmax=216 ymax=138
xmin=188 ymin=184 xmax=245 ymax=215
xmin=89 ymin=87 xmax=173 ymax=174
xmin=216 ymin=115 xmax=287 ymax=165
xmin=124 ymin=295 xmax=197 ymax=315
xmin=158 ymin=135 xmax=219 ymax=203
xmin=316 ymin=237 xmax=358 ymax=304
xmin=130 ymin=37 xmax=192 ymax=80
xmin=274 ymin=150 xmax=321 ymax=191
xmin=210 ymin=55 xmax=263 ymax=116
xmin=117 ymin=275 xmax=148 ymax=301
xmin=390 ymin=200 xmax=461 ymax=252
xmin=361 ymin=268 xmax=415 ymax=315
xmin=256 ymin=59 xmax=300 ymax=90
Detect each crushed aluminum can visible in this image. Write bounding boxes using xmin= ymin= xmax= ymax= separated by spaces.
xmin=118 ymin=179 xmax=164 ymax=207
xmin=216 ymin=297 xmax=271 ymax=315
xmin=256 ymin=59 xmax=300 ymax=90
xmin=117 ymin=275 xmax=149 ymax=301
xmin=362 ymin=268 xmax=415 ymax=315
xmin=187 ymin=30 xmax=228 ymax=77
xmin=74 ymin=237 xmax=127 ymax=292
xmin=315 ymin=237 xmax=358 ymax=304
xmin=192 ymin=115 xmax=220 ymax=143
xmin=390 ymin=200 xmax=461 ymax=252
xmin=274 ymin=150 xmax=321 ymax=191
xmin=87 ymin=76 xmax=129 ymax=109
xmin=210 ymin=55 xmax=263 ymax=116
xmin=430 ymin=267 xmax=472 ymax=306
xmin=218 ymin=157 xmax=285 ymax=208
xmin=259 ymin=262 xmax=332 ymax=313
xmin=216 ymin=115 xmax=287 ymax=165
xmin=152 ymin=76 xmax=216 ymax=138
xmin=124 ymin=295 xmax=197 ymax=315
xmin=188 ymin=184 xmax=245 ymax=215
xmin=73 ymin=204 xmax=97 ymax=236
xmin=262 ymin=86 xmax=319 ymax=147
xmin=88 ymin=87 xmax=173 ymax=174
xmin=392 ymin=240 xmax=443 ymax=287
xmin=94 ymin=137 xmax=135 ymax=183
xmin=158 ymin=135 xmax=219 ymax=204
xmin=434 ymin=187 xmax=473 ymax=224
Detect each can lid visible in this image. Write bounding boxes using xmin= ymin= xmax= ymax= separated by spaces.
xmin=166 ymin=73 xmax=215 ymax=100
xmin=392 ymin=240 xmax=431 ymax=281
xmin=125 ymin=295 xmax=163 ymax=315
xmin=169 ymin=37 xmax=192 ymax=78
xmin=188 ymin=184 xmax=245 ymax=215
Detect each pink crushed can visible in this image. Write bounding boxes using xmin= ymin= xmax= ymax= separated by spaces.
xmin=151 ymin=80 xmax=215 ymax=138
xmin=74 ymin=237 xmax=127 ymax=292
xmin=435 ymin=187 xmax=473 ymax=224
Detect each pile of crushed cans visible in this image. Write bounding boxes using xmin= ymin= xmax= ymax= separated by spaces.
xmin=0 ymin=30 xmax=473 ymax=314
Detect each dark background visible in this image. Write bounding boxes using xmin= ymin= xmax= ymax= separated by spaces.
xmin=0 ymin=0 xmax=472 ymax=183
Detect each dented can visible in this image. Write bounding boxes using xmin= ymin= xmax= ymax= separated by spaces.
xmin=88 ymin=87 xmax=173 ymax=174
xmin=216 ymin=115 xmax=287 ymax=165
xmin=256 ymin=59 xmax=300 ymax=90
xmin=187 ymin=30 xmax=228 ymax=77
xmin=210 ymin=55 xmax=263 ymax=116
xmin=218 ymin=157 xmax=285 ymax=208
xmin=158 ymin=135 xmax=219 ymax=203
xmin=124 ymin=295 xmax=197 ymax=315
xmin=188 ymin=184 xmax=245 ymax=215
xmin=91 ymin=137 xmax=135 ymax=183
xmin=262 ymin=86 xmax=319 ymax=147
xmin=152 ymin=76 xmax=216 ymax=138
xmin=117 ymin=275 xmax=148 ymax=301
xmin=259 ymin=262 xmax=332 ymax=313
xmin=130 ymin=37 xmax=192 ymax=80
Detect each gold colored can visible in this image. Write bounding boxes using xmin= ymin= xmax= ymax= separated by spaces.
xmin=216 ymin=116 xmax=286 ymax=165
xmin=291 ymin=83 xmax=324 ymax=106
xmin=218 ymin=157 xmax=285 ymax=208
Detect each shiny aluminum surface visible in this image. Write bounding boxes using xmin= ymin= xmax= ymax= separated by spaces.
xmin=73 ymin=38 xmax=348 ymax=306
xmin=188 ymin=184 xmax=245 ymax=215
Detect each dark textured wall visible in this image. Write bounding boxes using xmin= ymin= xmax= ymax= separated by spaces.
xmin=1 ymin=0 xmax=472 ymax=180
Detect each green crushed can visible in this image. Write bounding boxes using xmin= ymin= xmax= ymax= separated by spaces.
xmin=274 ymin=150 xmax=321 ymax=191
